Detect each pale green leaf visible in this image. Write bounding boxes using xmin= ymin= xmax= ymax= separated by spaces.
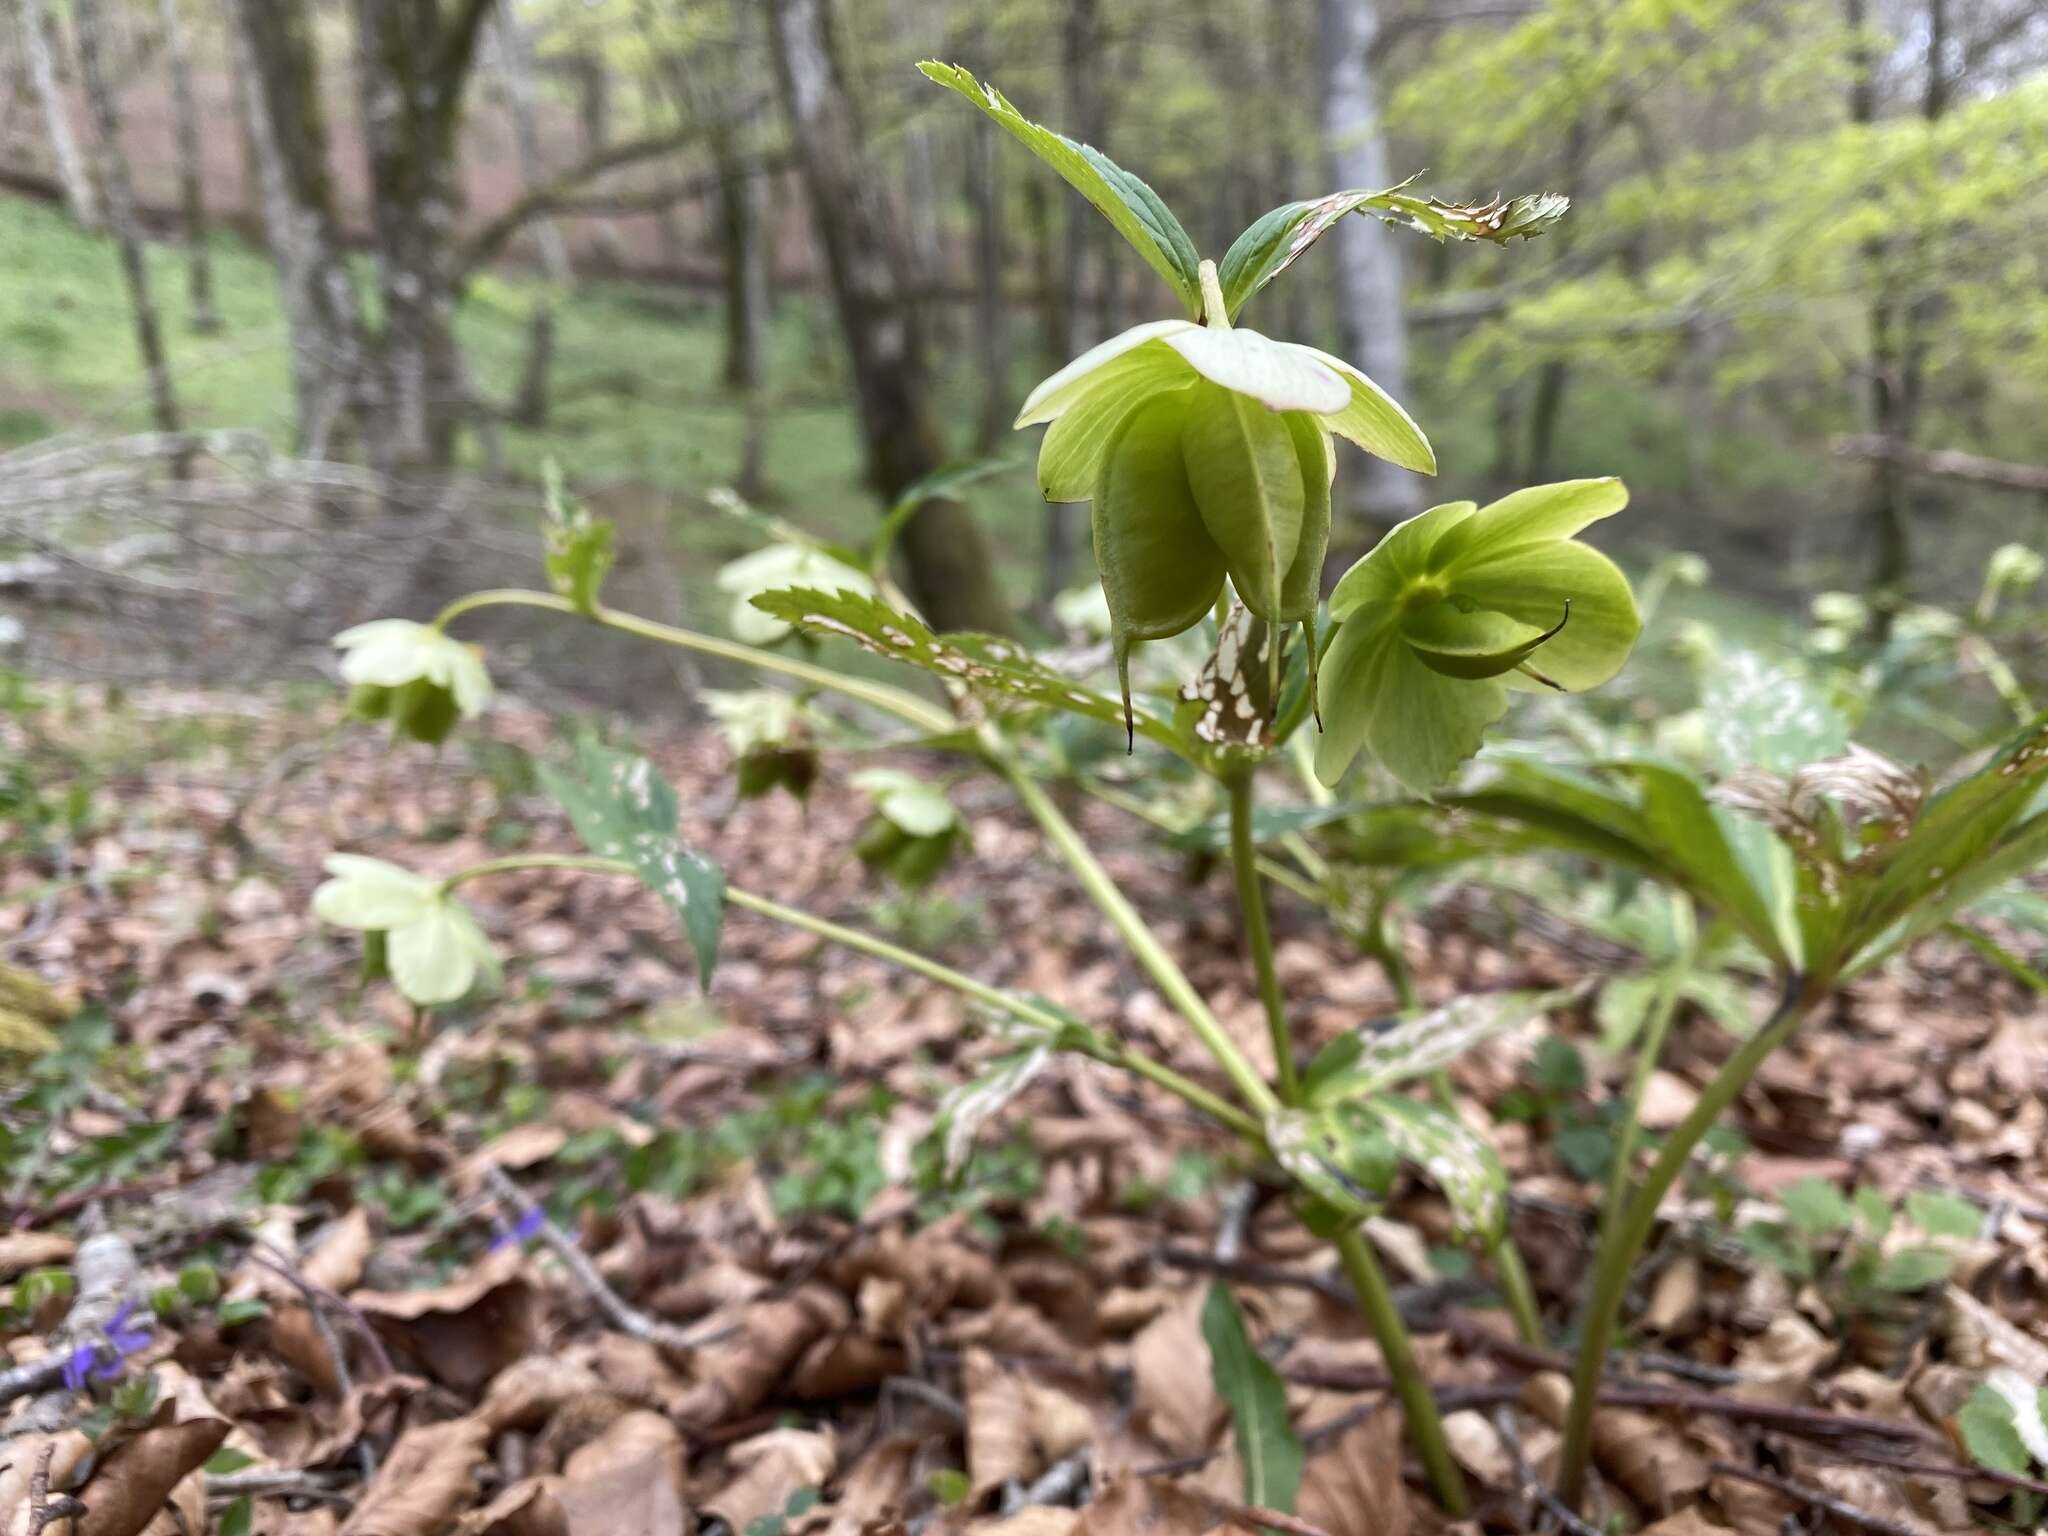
xmin=1447 ymin=539 xmax=1641 ymax=692
xmin=1905 ymin=1190 xmax=1984 ymax=1239
xmin=387 ymin=899 xmax=493 ymax=1007
xmin=1428 ymin=478 xmax=1629 ymax=568
xmin=1306 ymin=988 xmax=1574 ymax=1105
xmin=1369 ymin=1096 xmax=1509 ymax=1242
xmin=1314 ymin=621 xmax=1509 ymax=791
xmin=1181 ymin=380 xmax=1306 ymax=623
xmin=1327 ymin=502 xmax=1478 ymax=619
xmin=851 ymin=768 xmax=958 ymax=837
xmin=312 ymin=855 xmax=437 ymax=931
xmin=1287 ymin=345 xmax=1436 ymax=474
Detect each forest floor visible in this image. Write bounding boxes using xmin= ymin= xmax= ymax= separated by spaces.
xmin=1 ymin=683 xmax=2044 ymax=1535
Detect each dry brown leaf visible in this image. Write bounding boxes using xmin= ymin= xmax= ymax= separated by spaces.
xmin=72 ymin=1405 xmax=230 ymax=1536
xmin=1642 ymin=1253 xmax=1701 ymax=1337
xmin=823 ymin=1435 xmax=922 ymax=1536
xmin=0 ymin=1230 xmax=76 ymax=1281
xmin=1130 ymin=1293 xmax=1223 ymax=1456
xmin=970 ymin=1509 xmax=1082 ymax=1536
xmin=673 ymin=1288 xmax=846 ymax=1429
xmin=243 ymin=1374 xmax=429 ymax=1469
xmin=964 ymin=1349 xmax=1096 ymax=1496
xmin=558 ymin=1411 xmax=690 ymax=1536
xmin=455 ymin=1479 xmax=569 ymax=1536
xmin=703 ymin=1427 xmax=836 ymax=1533
xmin=1439 ymin=1409 xmax=1514 ymax=1488
xmin=0 ymin=1432 xmax=95 ymax=1536
xmin=1636 ymin=1511 xmax=1737 ymax=1536
xmin=353 ymin=1245 xmax=538 ymax=1393
xmin=1074 ymin=1474 xmax=1252 ymax=1536
xmin=480 ymin=1356 xmax=609 ymax=1433
xmin=1636 ymin=1071 xmax=1699 ymax=1131
xmin=1295 ymin=1406 xmax=1409 ymax=1536
xmin=1731 ymin=1315 xmax=1834 ymax=1403
xmin=1521 ymin=1373 xmax=1708 ymax=1516
xmin=304 ymin=1208 xmax=376 ymax=1293
xmin=338 ymin=1415 xmax=491 ymax=1536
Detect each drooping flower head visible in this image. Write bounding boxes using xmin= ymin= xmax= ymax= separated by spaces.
xmin=1314 ymin=478 xmax=1642 ymax=792
xmin=312 ymin=854 xmax=499 ymax=1007
xmin=1019 ymin=262 xmax=1434 ymax=732
xmin=335 ymin=620 xmax=492 ymax=745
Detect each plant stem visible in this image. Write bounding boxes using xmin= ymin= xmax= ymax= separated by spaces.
xmin=1332 ymin=1227 xmax=1470 ymax=1515
xmin=1599 ymin=909 xmax=1693 ymax=1237
xmin=1228 ymin=772 xmax=1299 ymax=1102
xmin=442 ymin=853 xmax=1263 ymax=1141
xmin=999 ymin=763 xmax=1280 ymax=1120
xmin=433 ymin=589 xmax=956 ymax=735
xmin=1490 ymin=1237 xmax=1545 ymax=1346
xmin=1555 ymin=976 xmax=1812 ymax=1510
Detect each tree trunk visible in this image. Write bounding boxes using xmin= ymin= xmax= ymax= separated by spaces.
xmin=225 ymin=0 xmax=365 ymax=457
xmin=75 ymin=0 xmax=180 ymax=438
xmin=970 ymin=117 xmax=1009 ymax=454
xmin=1318 ymin=0 xmax=1422 ymax=535
xmin=492 ymin=0 xmax=570 ymax=428
xmin=766 ymin=0 xmax=1010 ymax=635
xmin=158 ymin=0 xmax=219 ymax=333
xmin=13 ymin=0 xmax=98 ymax=228
xmin=353 ymin=0 xmax=474 ymax=475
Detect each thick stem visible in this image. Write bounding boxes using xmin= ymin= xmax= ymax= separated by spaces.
xmin=1229 ymin=773 xmax=1299 ymax=1103
xmin=433 ymin=590 xmax=956 ymax=735
xmin=1556 ymin=977 xmax=1812 ymax=1510
xmin=443 ymin=854 xmax=1263 ymax=1141
xmin=1333 ymin=1228 xmax=1470 ymax=1514
xmin=1000 ymin=764 xmax=1280 ymax=1119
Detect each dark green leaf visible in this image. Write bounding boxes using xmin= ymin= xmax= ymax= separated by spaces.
xmin=540 ymin=742 xmax=724 ymax=986
xmin=919 ymin=63 xmax=1201 ymax=312
xmin=1201 ymin=1284 xmax=1305 ymax=1513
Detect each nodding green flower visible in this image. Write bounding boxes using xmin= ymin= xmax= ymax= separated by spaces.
xmin=312 ymin=855 xmax=499 ymax=1006
xmin=1019 ymin=260 xmax=1434 ymax=731
xmin=850 ymin=769 xmax=965 ymax=888
xmin=335 ymin=620 xmax=492 ymax=745
xmin=1315 ymin=478 xmax=1642 ymax=793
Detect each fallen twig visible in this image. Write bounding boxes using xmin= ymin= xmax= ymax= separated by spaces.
xmin=480 ymin=1163 xmax=724 ymax=1356
xmin=1494 ymin=1405 xmax=1602 ymax=1536
xmin=1188 ymin=1488 xmax=1337 ymax=1536
xmin=205 ymin=1468 xmax=354 ymax=1503
xmin=1709 ymin=1459 xmax=1930 ymax=1536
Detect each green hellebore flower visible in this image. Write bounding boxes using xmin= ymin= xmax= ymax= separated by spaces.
xmin=1018 ymin=274 xmax=1434 ymax=732
xmin=717 ymin=543 xmax=875 ymax=647
xmin=312 ymin=854 xmax=499 ymax=1006
xmin=850 ymin=768 xmax=964 ymax=888
xmin=334 ymin=619 xmax=492 ymax=745
xmin=1314 ymin=477 xmax=1642 ymax=793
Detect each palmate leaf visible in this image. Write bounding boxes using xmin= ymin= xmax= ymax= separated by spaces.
xmin=1201 ymin=1285 xmax=1305 ymax=1513
xmin=540 ymin=741 xmax=724 ymax=987
xmin=919 ymin=62 xmax=1202 ymax=314
xmin=750 ymin=586 xmax=1186 ymax=753
xmin=1220 ymin=182 xmax=1569 ymax=320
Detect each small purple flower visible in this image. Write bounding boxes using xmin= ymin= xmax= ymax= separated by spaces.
xmin=57 ymin=1301 xmax=151 ymax=1391
xmin=489 ymin=1204 xmax=545 ymax=1252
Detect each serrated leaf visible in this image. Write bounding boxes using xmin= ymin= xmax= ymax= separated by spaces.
xmin=541 ymin=742 xmax=724 ymax=986
xmin=1201 ymin=1284 xmax=1304 ymax=1513
xmin=751 ymin=586 xmax=1187 ymax=753
xmin=1219 ymin=183 xmax=1568 ymax=320
xmin=919 ymin=62 xmax=1201 ymax=313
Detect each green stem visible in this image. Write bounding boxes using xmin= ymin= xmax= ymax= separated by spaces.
xmin=1556 ymin=976 xmax=1812 ymax=1510
xmin=1600 ymin=919 xmax=1693 ymax=1238
xmin=1490 ymin=1237 xmax=1545 ymax=1346
xmin=442 ymin=854 xmax=1263 ymax=1142
xmin=999 ymin=763 xmax=1280 ymax=1119
xmin=1228 ymin=773 xmax=1299 ymax=1103
xmin=1333 ymin=1228 xmax=1470 ymax=1515
xmin=433 ymin=589 xmax=956 ymax=735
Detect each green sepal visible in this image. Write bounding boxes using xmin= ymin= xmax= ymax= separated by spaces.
xmin=1404 ymin=599 xmax=1571 ymax=681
